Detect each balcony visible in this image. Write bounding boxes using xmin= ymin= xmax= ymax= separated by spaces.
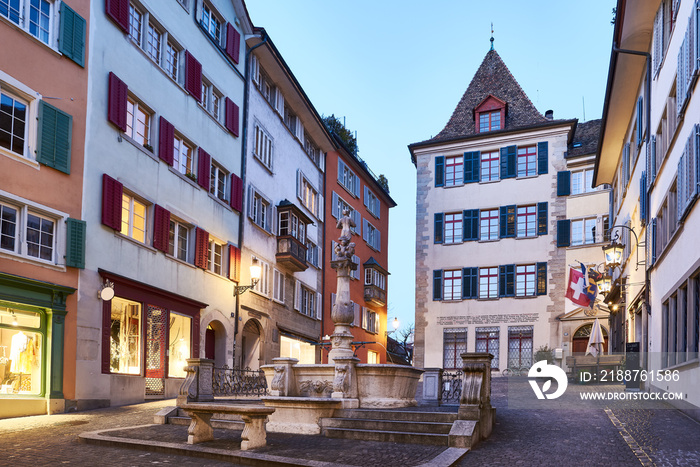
xmin=276 ymin=235 xmax=308 ymax=272
xmin=364 ymin=284 xmax=386 ymax=306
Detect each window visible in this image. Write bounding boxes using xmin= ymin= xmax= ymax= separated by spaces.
xmin=201 ymin=3 xmax=221 ymax=43
xmin=479 ymin=267 xmax=498 ymax=299
xmin=301 ymin=178 xmax=318 ymax=216
xmin=273 ymin=268 xmax=285 ymax=302
xmin=165 ymin=40 xmax=180 ymax=81
xmin=306 ymin=240 xmax=319 ymax=268
xmin=298 ymin=284 xmax=316 ymax=318
xmin=444 ymin=212 xmax=462 ymax=244
xmin=516 ymin=205 xmax=536 ymax=238
xmin=110 ymin=298 xmax=142 ymax=375
xmin=443 ymin=328 xmax=467 ymax=369
xmin=168 ymin=219 xmax=188 ymax=261
xmin=479 ymin=111 xmax=501 ymax=132
xmin=0 ymin=199 xmax=63 ymax=263
xmin=0 ymin=91 xmax=27 ymax=156
xmin=172 ymin=134 xmax=193 ymax=176
xmin=26 ymin=212 xmax=54 ymax=261
xmin=517 ymin=145 xmax=537 ymax=177
xmin=120 ymin=193 xmax=146 ymax=243
xmin=364 ymin=187 xmax=381 ymax=218
xmin=128 ymin=3 xmax=143 ymax=46
xmin=249 ymin=188 xmax=272 ymax=232
xmin=443 ymin=269 xmax=462 ymax=301
xmin=571 ymin=169 xmax=597 ymax=195
xmin=332 ymin=192 xmax=359 ymax=234
xmin=146 ymin=21 xmax=162 ymax=63
xmin=208 ymin=239 xmax=223 ymax=275
xmin=304 ymin=133 xmax=321 ymax=167
xmin=571 ymin=218 xmax=596 ymax=246
xmin=508 ymin=326 xmax=533 ymax=369
xmin=283 ymin=104 xmax=297 ymax=134
xmin=362 ymin=308 xmax=378 ymax=334
xmin=367 ymin=350 xmax=379 ymax=364
xmin=0 ymin=203 xmax=17 ymax=252
xmin=125 ymin=97 xmax=151 ymax=146
xmin=351 ymin=254 xmax=360 ymax=280
xmin=515 ymin=265 xmax=536 ymax=297
xmin=0 ymin=307 xmax=43 ymax=394
xmin=201 ymin=81 xmax=210 ymax=111
xmin=480 ymin=209 xmax=498 ymax=241
xmin=363 ymin=218 xmax=380 ymax=251
xmin=254 ymin=124 xmax=273 ymax=170
xmin=475 ymin=327 xmax=499 ymax=369
xmin=445 ymin=155 xmax=463 ymax=187
xmin=365 ymin=268 xmax=386 ymax=290
xmin=278 ymin=211 xmax=305 ymax=243
xmin=280 ymin=335 xmax=315 ymax=364
xmin=338 ymin=159 xmax=360 ymax=196
xmin=251 ymin=256 xmax=270 ymax=296
xmin=209 ymin=162 xmax=227 ymax=201
xmin=255 ymin=69 xmax=277 ymax=108
xmin=481 ymin=150 xmax=499 ymax=182
xmin=168 ymin=312 xmax=192 ymax=378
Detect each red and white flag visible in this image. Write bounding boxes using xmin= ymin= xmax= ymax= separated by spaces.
xmin=565 ymin=267 xmax=591 ymax=307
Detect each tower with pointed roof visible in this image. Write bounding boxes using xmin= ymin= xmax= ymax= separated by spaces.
xmin=408 ymin=48 xmax=579 ymax=388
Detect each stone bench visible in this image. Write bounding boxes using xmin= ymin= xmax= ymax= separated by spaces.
xmin=179 ymin=402 xmax=275 ymax=450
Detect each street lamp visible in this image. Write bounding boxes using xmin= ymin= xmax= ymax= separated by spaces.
xmin=234 ymin=259 xmax=262 ymax=295
xmin=598 ymin=273 xmax=613 ymax=295
xmin=385 ymin=317 xmax=400 ymax=337
xmin=602 ymin=239 xmax=625 ymax=268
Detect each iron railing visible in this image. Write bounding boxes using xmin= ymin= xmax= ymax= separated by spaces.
xmin=440 ymin=370 xmax=463 ymax=405
xmin=212 ymin=366 xmax=267 ymax=397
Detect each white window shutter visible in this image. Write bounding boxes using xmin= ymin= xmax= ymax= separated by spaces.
xmin=276 ymin=92 xmax=284 ymax=115
xmin=297 ymin=169 xmax=303 ymax=200
xmin=353 ymin=211 xmax=361 ymax=234
xmin=353 ymin=174 xmax=360 ymax=197
xmin=376 ymin=232 xmax=381 ymax=252
xmin=332 ymin=192 xmax=339 ymax=218
xmin=353 ymin=302 xmax=361 ymax=326
xmin=316 ymin=292 xmax=322 ymax=319
xmin=320 ymin=152 xmax=325 ymax=172
xmin=297 ymin=122 xmax=305 ymax=142
xmin=364 ymin=186 xmax=369 ymax=207
xmin=362 ymin=219 xmax=368 ymax=242
xmin=248 ymin=186 xmax=254 ymax=218
xmin=317 ymin=194 xmax=324 ymax=220
xmin=294 ymin=280 xmax=301 ymax=311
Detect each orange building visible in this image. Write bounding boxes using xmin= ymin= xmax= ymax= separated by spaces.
xmin=323 ymin=138 xmax=396 ymax=363
xmin=0 ymin=1 xmax=89 ymax=417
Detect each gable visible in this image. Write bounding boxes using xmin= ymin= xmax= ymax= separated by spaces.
xmin=475 ymin=94 xmax=506 ymax=113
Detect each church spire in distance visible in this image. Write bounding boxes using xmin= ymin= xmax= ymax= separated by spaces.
xmin=490 ymin=22 xmax=494 ymax=50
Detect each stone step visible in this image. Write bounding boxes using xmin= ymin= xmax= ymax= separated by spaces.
xmin=333 ymin=409 xmax=458 ymax=423
xmin=168 ymin=415 xmax=245 ymax=430
xmin=323 ymin=426 xmax=449 ymax=446
xmin=322 ymin=417 xmax=453 ymax=434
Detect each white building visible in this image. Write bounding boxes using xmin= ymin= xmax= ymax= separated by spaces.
xmin=76 ymin=0 xmax=252 ymax=408
xmin=236 ymin=30 xmax=335 ymax=368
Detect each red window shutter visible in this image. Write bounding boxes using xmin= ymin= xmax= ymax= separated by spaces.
xmin=153 ymin=204 xmax=171 ymax=252
xmin=197 ymin=148 xmax=211 ymax=190
xmin=101 ymin=174 xmax=123 ymax=230
xmin=185 ymin=51 xmax=202 ymax=102
xmin=225 ymin=23 xmax=241 ymax=64
xmin=230 ymin=173 xmax=243 ymax=212
xmin=107 ymin=72 xmax=128 ymax=132
xmin=228 ymin=244 xmax=241 ymax=282
xmin=192 ymin=314 xmax=200 ymax=358
xmin=105 ymin=0 xmax=129 ymax=33
xmin=194 ymin=227 xmax=209 ymax=269
xmin=158 ymin=116 xmax=174 ymax=165
xmin=101 ymin=299 xmax=112 ymax=373
xmin=225 ymin=97 xmax=239 ymax=136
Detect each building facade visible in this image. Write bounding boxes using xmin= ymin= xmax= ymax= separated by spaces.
xmin=76 ymin=0 xmax=252 ymax=409
xmin=323 ymin=140 xmax=396 ymax=364
xmin=0 ymin=0 xmax=89 ymax=418
xmin=596 ymin=0 xmax=700 ymax=419
xmin=409 ymin=49 xmax=579 ymax=374
xmin=237 ymin=30 xmax=334 ymax=368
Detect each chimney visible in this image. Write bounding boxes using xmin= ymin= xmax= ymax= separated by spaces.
xmin=545 ymin=110 xmax=554 ymax=121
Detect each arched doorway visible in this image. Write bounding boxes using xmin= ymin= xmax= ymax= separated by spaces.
xmin=241 ymin=319 xmax=262 ymax=370
xmin=572 ymin=323 xmax=609 ymax=354
xmin=204 ymin=320 xmax=227 ymax=368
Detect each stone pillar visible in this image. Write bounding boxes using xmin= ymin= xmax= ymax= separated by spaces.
xmin=328 ymin=231 xmax=358 ymax=363
xmin=268 ymin=357 xmax=298 ymax=397
xmin=331 ymin=356 xmax=360 ymax=400
xmin=421 ymin=368 xmax=443 ymax=405
xmin=457 ymin=352 xmax=495 ymax=440
xmin=177 ymin=358 xmax=215 ymax=406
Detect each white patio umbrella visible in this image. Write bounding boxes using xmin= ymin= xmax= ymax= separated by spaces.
xmin=585 ymin=317 xmax=605 ymax=357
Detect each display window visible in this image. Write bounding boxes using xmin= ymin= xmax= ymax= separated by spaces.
xmin=168 ymin=312 xmax=192 ymax=378
xmin=110 ymin=298 xmax=142 ymax=375
xmin=0 ymin=307 xmax=43 ymax=396
xmin=280 ymin=335 xmax=315 ymax=364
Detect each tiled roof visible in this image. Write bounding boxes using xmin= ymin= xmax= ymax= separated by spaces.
xmin=428 ymin=49 xmax=550 ymax=143
xmin=567 ymin=119 xmax=601 ymax=158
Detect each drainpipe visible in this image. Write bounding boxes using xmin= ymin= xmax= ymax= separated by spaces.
xmin=320 ymin=151 xmax=327 ymax=363
xmin=233 ymin=32 xmax=268 ymax=367
xmin=611 ymin=44 xmax=651 ymax=374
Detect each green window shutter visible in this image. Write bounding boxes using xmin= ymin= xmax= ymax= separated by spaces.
xmin=37 ymin=100 xmax=73 ymax=174
xmin=500 ymin=145 xmax=516 ymax=179
xmin=537 ymin=202 xmax=548 ymax=235
xmin=59 ymin=2 xmax=86 ymax=67
xmin=434 ymin=212 xmax=444 ymax=244
xmin=499 ymin=264 xmax=515 ymax=297
xmin=433 ymin=270 xmax=443 ymax=301
xmin=537 ymin=141 xmax=548 ymax=174
xmin=463 ymin=151 xmax=480 ymax=183
xmin=557 ymin=219 xmax=571 ymax=247
xmin=65 ymin=218 xmax=86 ymax=269
xmin=557 ymin=171 xmax=571 ymax=196
xmin=536 ymin=262 xmax=547 ymax=295
xmin=435 ymin=156 xmax=445 ymax=187
xmin=462 ymin=267 xmax=477 ymax=299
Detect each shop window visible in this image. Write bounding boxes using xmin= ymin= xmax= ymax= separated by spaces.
xmin=109 ymin=297 xmax=142 ymax=375
xmin=168 ymin=312 xmax=191 ymax=378
xmin=367 ymin=350 xmax=379 ymax=364
xmin=280 ymin=335 xmax=315 ymax=364
xmin=0 ymin=307 xmax=42 ymax=395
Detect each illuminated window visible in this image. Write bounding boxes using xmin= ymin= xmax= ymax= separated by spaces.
xmin=109 ymin=298 xmax=142 ymax=375
xmin=168 ymin=312 xmax=191 ymax=378
xmin=120 ymin=193 xmax=147 ymax=243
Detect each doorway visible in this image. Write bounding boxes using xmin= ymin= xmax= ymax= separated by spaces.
xmin=572 ymin=323 xmax=609 ymax=354
xmin=241 ymin=319 xmax=261 ymax=370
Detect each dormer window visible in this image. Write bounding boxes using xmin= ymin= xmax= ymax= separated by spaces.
xmin=475 ymin=95 xmax=506 ymax=134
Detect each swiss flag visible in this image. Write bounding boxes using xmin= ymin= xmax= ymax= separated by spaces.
xmin=565 ymin=267 xmax=591 ymax=307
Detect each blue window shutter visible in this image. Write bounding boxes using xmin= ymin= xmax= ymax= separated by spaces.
xmin=470 ymin=209 xmax=479 ymax=240
xmin=537 ymin=202 xmax=548 ymax=235
xmin=650 ymin=218 xmax=657 ymax=266
xmin=506 ymin=145 xmax=517 ymax=178
xmin=499 ymin=264 xmax=514 ymax=297
xmin=435 ymin=156 xmax=444 ymax=187
xmin=433 ymin=270 xmax=443 ymax=301
xmin=637 ymin=97 xmax=643 ymax=146
xmin=37 ymin=100 xmax=72 ymax=174
xmin=464 ymin=151 xmax=480 ymax=183
xmin=463 ymin=267 xmax=477 ymax=299
xmin=505 ymin=205 xmax=516 ymax=237
xmin=640 ymin=172 xmax=647 ymax=224
xmin=434 ymin=213 xmax=444 ymax=244
xmin=499 ymin=206 xmax=507 ymax=238
xmin=462 ymin=209 xmax=478 ymax=241
xmin=65 ymin=218 xmax=86 ymax=269
xmin=536 ymin=263 xmax=547 ymax=295
xmin=59 ymin=3 xmax=86 ymax=67
xmin=557 ymin=219 xmax=571 ymax=247
xmin=499 ymin=266 xmax=507 ymax=297
xmin=557 ymin=171 xmax=571 ymax=196
xmin=537 ymin=141 xmax=548 ymax=174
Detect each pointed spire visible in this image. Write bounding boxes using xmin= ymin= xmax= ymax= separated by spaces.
xmin=490 ymin=23 xmax=494 ymax=51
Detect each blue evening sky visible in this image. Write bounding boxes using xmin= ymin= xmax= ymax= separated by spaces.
xmin=245 ymin=1 xmax=616 ymax=338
